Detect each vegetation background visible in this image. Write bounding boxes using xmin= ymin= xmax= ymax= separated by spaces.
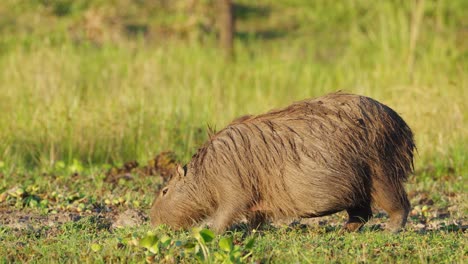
xmin=0 ymin=0 xmax=466 ymax=262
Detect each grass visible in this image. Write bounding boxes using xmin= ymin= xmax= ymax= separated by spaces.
xmin=0 ymin=0 xmax=466 ymax=169
xmin=0 ymin=0 xmax=467 ymax=263
xmin=1 ymin=223 xmax=466 ymax=263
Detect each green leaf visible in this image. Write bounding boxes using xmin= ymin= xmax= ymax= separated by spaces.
xmin=191 ymin=227 xmax=202 ymax=240
xmin=148 ymin=242 xmax=159 ymax=254
xmin=39 ymin=199 xmax=48 ymax=208
xmin=69 ymin=159 xmax=83 ymax=173
xmin=219 ymin=237 xmax=233 ymax=252
xmin=194 ymin=244 xmax=201 ymax=255
xmin=28 ymin=199 xmax=38 ymax=208
xmin=91 ymin=243 xmax=102 ymax=252
xmin=184 ymin=241 xmax=197 ymax=249
xmin=14 ymin=187 xmax=25 ymax=197
xmin=159 ymin=235 xmax=171 ymax=247
xmin=214 ymin=252 xmax=225 ymax=261
xmin=139 ymin=234 xmax=158 ymax=249
xmin=232 ymin=250 xmax=242 ymax=259
xmin=199 ymin=229 xmax=215 ymax=243
xmin=244 ymin=237 xmax=256 ymax=250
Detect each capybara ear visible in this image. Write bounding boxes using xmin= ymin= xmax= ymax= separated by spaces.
xmin=176 ymin=164 xmax=185 ymax=178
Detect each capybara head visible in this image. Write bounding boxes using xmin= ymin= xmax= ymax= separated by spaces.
xmin=150 ymin=165 xmax=206 ymax=229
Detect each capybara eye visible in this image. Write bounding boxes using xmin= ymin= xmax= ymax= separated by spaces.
xmin=162 ymin=187 xmax=169 ymax=196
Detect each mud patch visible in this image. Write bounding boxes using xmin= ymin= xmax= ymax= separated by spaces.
xmin=112 ymin=209 xmax=148 ymax=229
xmin=0 ymin=207 xmax=149 ymax=237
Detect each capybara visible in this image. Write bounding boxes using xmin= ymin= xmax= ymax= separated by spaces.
xmin=150 ymin=92 xmax=415 ymax=233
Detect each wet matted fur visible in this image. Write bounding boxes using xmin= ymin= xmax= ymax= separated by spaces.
xmin=150 ymin=92 xmax=415 ymax=233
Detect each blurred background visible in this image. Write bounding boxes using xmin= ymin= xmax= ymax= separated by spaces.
xmin=0 ymin=0 xmax=466 ymax=174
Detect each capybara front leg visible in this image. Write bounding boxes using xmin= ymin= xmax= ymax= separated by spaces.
xmin=211 ymin=207 xmax=244 ymax=234
xmin=213 ymin=209 xmax=243 ymax=234
xmin=344 ymin=205 xmax=373 ymax=232
xmin=211 ymin=216 xmax=231 ymax=234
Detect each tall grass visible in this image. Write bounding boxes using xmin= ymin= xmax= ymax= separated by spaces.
xmin=0 ymin=0 xmax=466 ymax=174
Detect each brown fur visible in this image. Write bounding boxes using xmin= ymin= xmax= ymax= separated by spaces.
xmin=150 ymin=92 xmax=415 ymax=233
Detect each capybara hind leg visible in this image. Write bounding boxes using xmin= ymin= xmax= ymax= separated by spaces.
xmin=372 ymin=181 xmax=410 ymax=233
xmin=248 ymin=211 xmax=267 ymax=230
xmin=344 ymin=205 xmax=373 ymax=232
xmin=386 ymin=209 xmax=409 ymax=233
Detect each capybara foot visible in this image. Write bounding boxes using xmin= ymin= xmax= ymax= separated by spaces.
xmin=343 ymin=206 xmax=373 ymax=232
xmin=344 ymin=222 xmax=366 ymax=232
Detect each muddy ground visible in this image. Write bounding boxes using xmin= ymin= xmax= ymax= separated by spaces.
xmin=1 ymin=205 xmax=466 ymax=238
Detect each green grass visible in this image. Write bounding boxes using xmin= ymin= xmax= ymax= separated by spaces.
xmin=0 ymin=0 xmax=466 ymax=169
xmin=0 ymin=0 xmax=467 ymax=263
xmin=1 ymin=219 xmax=466 ymax=263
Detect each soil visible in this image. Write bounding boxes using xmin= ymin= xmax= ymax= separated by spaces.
xmin=0 ymin=207 xmax=147 ymax=236
xmin=1 ymin=206 xmax=466 ymax=236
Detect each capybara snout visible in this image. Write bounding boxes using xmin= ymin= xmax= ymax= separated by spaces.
xmin=150 ymin=92 xmax=415 ymax=233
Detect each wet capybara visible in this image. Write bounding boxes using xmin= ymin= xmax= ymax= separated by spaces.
xmin=150 ymin=92 xmax=415 ymax=233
